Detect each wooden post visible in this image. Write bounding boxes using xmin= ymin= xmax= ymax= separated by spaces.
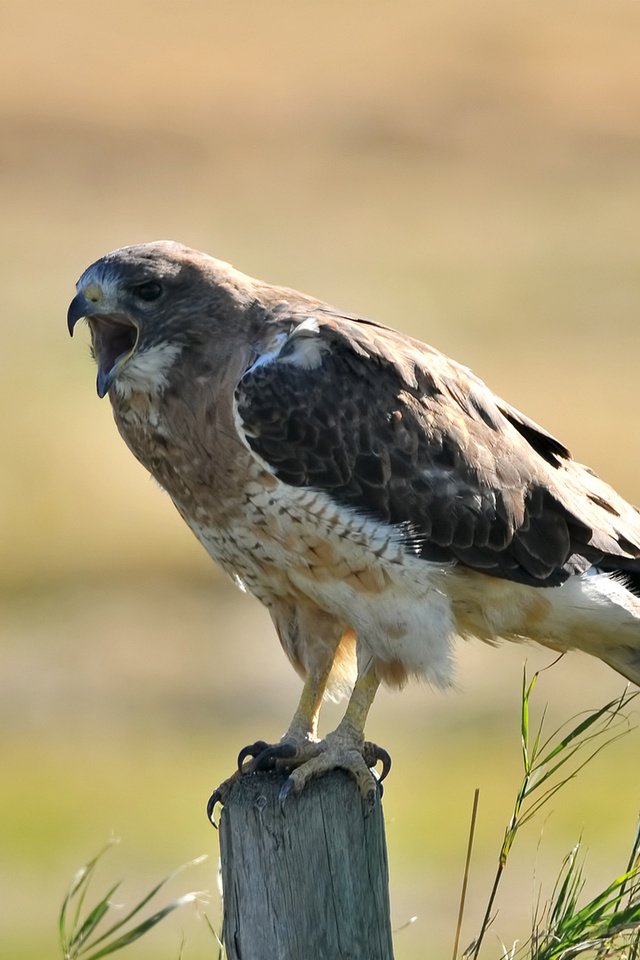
xmin=218 ymin=769 xmax=395 ymax=960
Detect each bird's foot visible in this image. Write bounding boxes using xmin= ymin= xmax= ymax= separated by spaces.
xmin=205 ymin=735 xmax=315 ymax=825
xmin=206 ymin=731 xmax=391 ymax=824
xmin=275 ymin=731 xmax=391 ymax=809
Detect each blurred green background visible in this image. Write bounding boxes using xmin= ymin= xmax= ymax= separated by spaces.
xmin=2 ymin=1 xmax=640 ymax=957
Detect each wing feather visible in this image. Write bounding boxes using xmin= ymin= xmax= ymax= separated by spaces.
xmin=236 ymin=309 xmax=640 ymax=587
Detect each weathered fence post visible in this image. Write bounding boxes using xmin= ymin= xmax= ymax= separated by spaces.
xmin=218 ymin=769 xmax=395 ymax=960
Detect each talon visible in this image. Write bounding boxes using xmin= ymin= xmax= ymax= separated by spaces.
xmin=278 ymin=777 xmax=295 ymax=812
xmin=206 ymin=788 xmax=223 ymax=827
xmin=237 ymin=740 xmax=269 ymax=772
xmin=207 ymin=770 xmax=240 ymax=824
xmin=363 ymin=742 xmax=392 ymax=782
xmin=376 ymin=747 xmax=392 ymax=783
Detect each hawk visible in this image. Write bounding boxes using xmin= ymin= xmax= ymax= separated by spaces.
xmin=68 ymin=241 xmax=640 ymax=814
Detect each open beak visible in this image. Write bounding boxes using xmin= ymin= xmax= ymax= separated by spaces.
xmin=67 ymin=293 xmax=139 ymax=398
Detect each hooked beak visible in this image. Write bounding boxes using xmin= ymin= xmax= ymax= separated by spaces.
xmin=67 ymin=292 xmax=92 ymax=336
xmin=67 ymin=292 xmax=139 ymax=398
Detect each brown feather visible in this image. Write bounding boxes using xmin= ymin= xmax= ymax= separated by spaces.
xmin=236 ymin=304 xmax=640 ymax=587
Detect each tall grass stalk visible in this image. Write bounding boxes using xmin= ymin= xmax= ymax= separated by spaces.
xmin=465 ymin=668 xmax=638 ymax=960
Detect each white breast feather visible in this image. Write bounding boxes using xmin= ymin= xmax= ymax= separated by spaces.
xmin=115 ymin=343 xmax=182 ymax=398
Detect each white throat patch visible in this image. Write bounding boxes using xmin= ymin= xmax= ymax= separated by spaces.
xmin=114 ymin=342 xmax=182 ymax=398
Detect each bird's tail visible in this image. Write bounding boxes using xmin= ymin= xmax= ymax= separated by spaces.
xmin=594 ymin=570 xmax=640 ymax=685
xmin=510 ymin=568 xmax=640 ymax=687
xmin=599 ymin=646 xmax=640 ymax=686
xmin=580 ymin=568 xmax=640 ymax=686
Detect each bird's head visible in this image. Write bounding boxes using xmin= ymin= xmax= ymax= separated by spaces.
xmin=67 ymin=240 xmax=253 ymax=398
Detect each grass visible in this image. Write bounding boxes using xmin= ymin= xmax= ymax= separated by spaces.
xmin=462 ymin=671 xmax=639 ymax=960
xmin=59 ymin=841 xmax=207 ymax=960
xmin=527 ymin=834 xmax=640 ymax=960
xmin=468 ymin=672 xmax=638 ymax=960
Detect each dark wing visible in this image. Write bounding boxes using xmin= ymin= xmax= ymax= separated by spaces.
xmin=236 ymin=309 xmax=640 ymax=587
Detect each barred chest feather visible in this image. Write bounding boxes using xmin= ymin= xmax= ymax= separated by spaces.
xmin=185 ymin=468 xmax=468 ymax=689
xmin=111 ymin=387 xmax=421 ymax=590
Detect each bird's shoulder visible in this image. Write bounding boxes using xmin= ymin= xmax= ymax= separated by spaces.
xmin=239 ymin=301 xmax=568 ymax=484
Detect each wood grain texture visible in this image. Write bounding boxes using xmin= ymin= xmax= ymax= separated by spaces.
xmin=219 ymin=770 xmax=394 ymax=960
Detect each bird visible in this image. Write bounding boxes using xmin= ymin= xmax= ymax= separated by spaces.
xmin=68 ymin=240 xmax=640 ymax=816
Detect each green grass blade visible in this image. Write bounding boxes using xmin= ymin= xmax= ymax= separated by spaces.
xmin=60 ymin=867 xmax=89 ymax=956
xmin=68 ymin=883 xmax=121 ymax=952
xmin=477 ymin=672 xmax=639 ymax=960
xmin=83 ymin=895 xmax=197 ymax=960
xmin=621 ymin=817 xmax=640 ymax=906
xmin=520 ymin=728 xmax=634 ymax=829
xmin=548 ymin=845 xmax=584 ymax=929
xmin=521 ymin=666 xmax=532 ymax=772
xmin=81 ymin=855 xmax=207 ymax=952
xmin=532 ymin=691 xmax=636 ymax=773
xmin=529 ymin=705 xmax=549 ymax=767
xmin=532 ymin=862 xmax=640 ymax=960
xmin=59 ymin=841 xmax=119 ymax=957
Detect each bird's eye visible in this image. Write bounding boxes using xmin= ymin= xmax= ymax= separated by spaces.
xmin=131 ymin=281 xmax=163 ymax=302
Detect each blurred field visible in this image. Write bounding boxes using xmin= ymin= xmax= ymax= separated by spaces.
xmin=2 ymin=2 xmax=640 ymax=958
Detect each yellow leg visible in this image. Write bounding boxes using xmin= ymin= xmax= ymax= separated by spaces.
xmin=209 ymin=664 xmax=332 ymax=820
xmin=334 ymin=668 xmax=380 ymax=742
xmin=207 ymin=643 xmax=385 ymax=820
xmin=280 ymin=665 xmax=388 ymax=803
xmin=285 ymin=665 xmax=333 ymax=742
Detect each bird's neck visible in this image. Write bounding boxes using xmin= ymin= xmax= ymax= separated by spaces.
xmin=110 ymin=348 xmax=256 ymax=525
